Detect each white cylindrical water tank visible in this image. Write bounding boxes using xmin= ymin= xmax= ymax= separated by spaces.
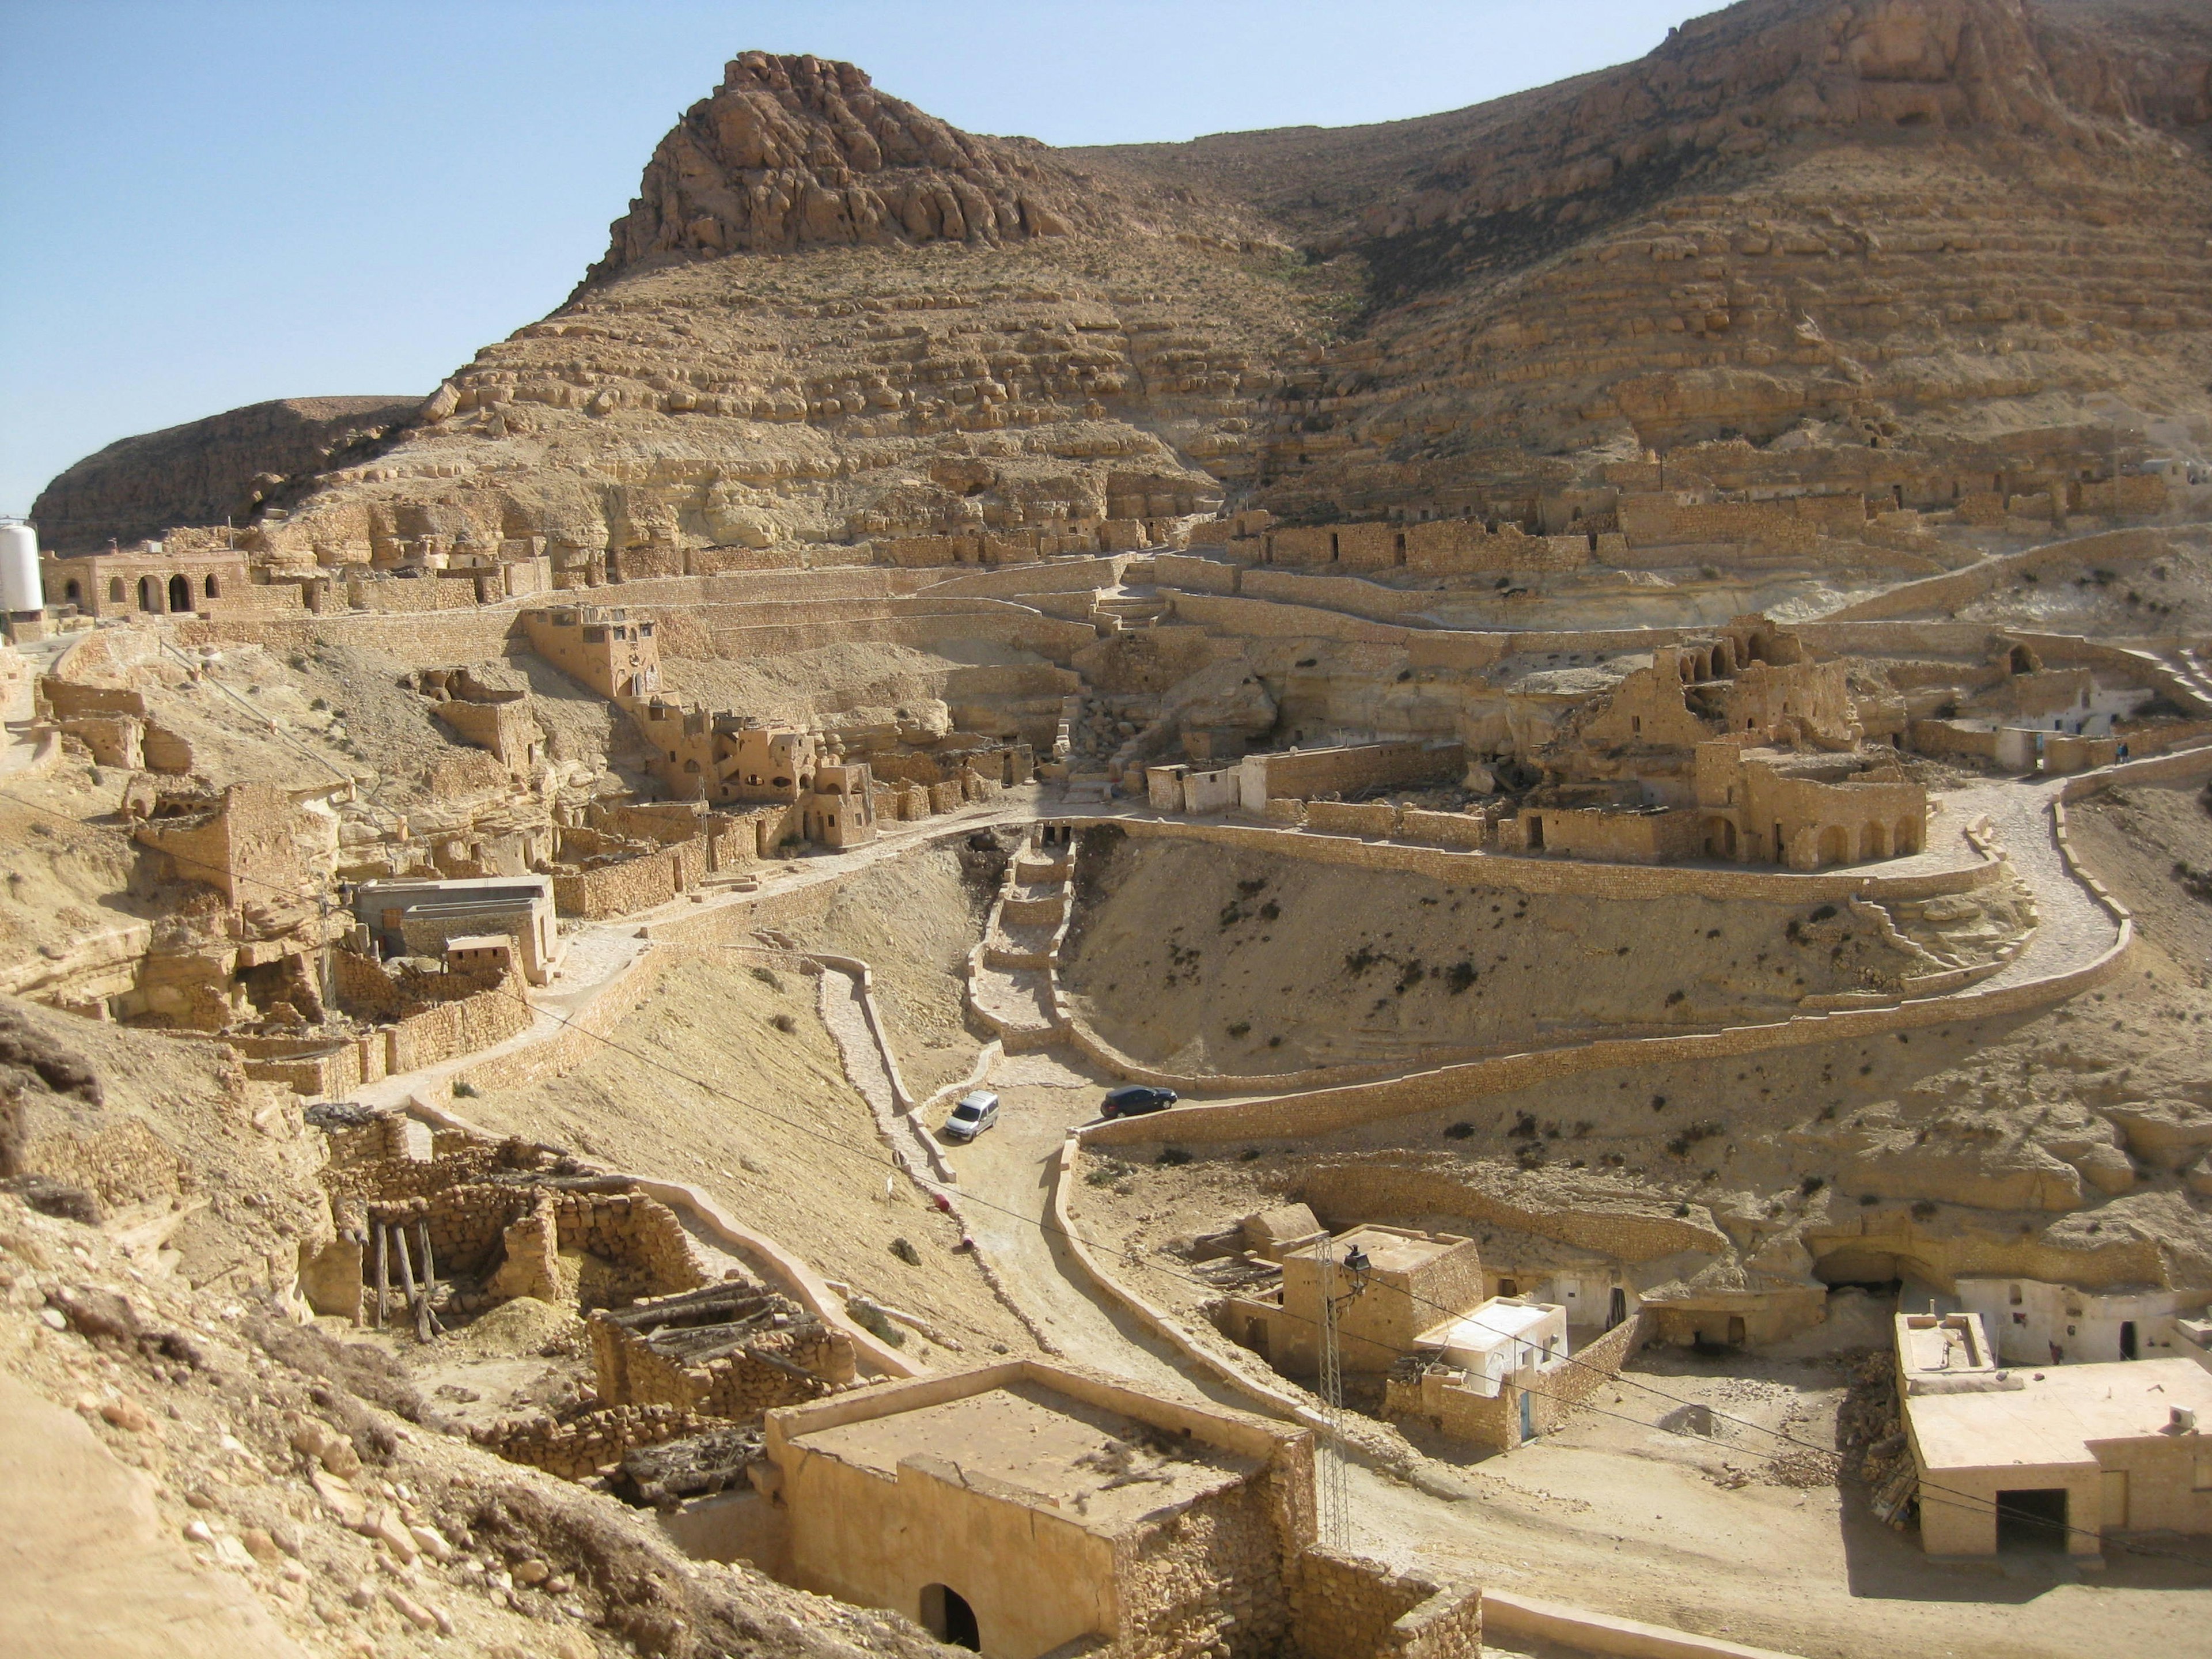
xmin=0 ymin=520 xmax=41 ymax=613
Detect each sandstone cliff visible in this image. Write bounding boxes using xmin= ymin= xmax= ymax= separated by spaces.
xmin=31 ymin=395 xmax=420 ymax=553
xmin=43 ymin=1 xmax=2212 ymax=566
xmin=583 ymin=49 xmax=1264 ymax=281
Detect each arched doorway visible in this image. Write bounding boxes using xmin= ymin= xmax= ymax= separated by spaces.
xmin=1861 ymin=822 xmax=1889 ymax=861
xmin=138 ymin=575 xmax=158 ymax=612
xmin=203 ymin=573 xmax=221 ymax=599
xmin=1705 ymin=817 xmax=1736 ymax=859
xmin=63 ymin=579 xmax=81 ymax=604
xmin=1895 ymin=816 xmax=1922 ymax=855
xmin=919 ymin=1585 xmax=979 ymax=1652
xmin=1817 ymin=825 xmax=1850 ymax=866
xmin=109 ymin=577 xmax=124 ymax=603
xmin=168 ymin=574 xmax=191 ymax=612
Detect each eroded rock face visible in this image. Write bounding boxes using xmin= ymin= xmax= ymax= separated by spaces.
xmin=29 ymin=396 xmax=421 ymax=554
xmin=587 ymin=51 xmax=1166 ymax=278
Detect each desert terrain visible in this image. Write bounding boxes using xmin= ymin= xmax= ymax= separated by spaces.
xmin=6 ymin=4 xmax=2212 ymax=1658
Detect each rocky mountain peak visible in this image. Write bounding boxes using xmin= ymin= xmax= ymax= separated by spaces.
xmin=585 ymin=51 xmax=1137 ymax=282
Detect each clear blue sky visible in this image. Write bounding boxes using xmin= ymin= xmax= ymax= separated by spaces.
xmin=0 ymin=1 xmax=1690 ymax=517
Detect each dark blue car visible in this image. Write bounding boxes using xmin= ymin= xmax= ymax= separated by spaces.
xmin=1101 ymin=1085 xmax=1178 ymax=1119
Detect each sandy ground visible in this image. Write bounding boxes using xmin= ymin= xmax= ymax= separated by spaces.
xmin=451 ymin=943 xmax=1039 ymax=1363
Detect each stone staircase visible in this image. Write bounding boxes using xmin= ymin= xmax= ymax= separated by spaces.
xmin=1088 ymin=587 xmax=1169 ymax=635
xmin=964 ymin=828 xmax=1074 ymax=1051
xmin=2169 ymin=644 xmax=2212 ymax=713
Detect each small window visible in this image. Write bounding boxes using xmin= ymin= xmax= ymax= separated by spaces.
xmin=2196 ymin=1459 xmax=2212 ymax=1492
xmin=2010 ymin=1284 xmax=2023 ymax=1305
xmin=109 ymin=577 xmax=124 ymax=602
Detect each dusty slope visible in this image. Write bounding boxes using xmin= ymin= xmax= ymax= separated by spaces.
xmin=1058 ymin=829 xmax=2032 ymax=1076
xmin=746 ymin=834 xmax=1002 ymax=1099
xmin=0 ymin=1194 xmax=955 ymax=1659
xmin=451 ymin=943 xmax=1033 ymax=1359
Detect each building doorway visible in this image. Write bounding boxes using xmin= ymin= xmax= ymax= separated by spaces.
xmin=920 ymin=1585 xmax=979 ymax=1651
xmin=138 ymin=575 xmax=157 ymax=611
xmin=1608 ymin=1287 xmax=1627 ymax=1330
xmin=1518 ymin=1390 xmax=1533 ymax=1442
xmin=168 ymin=574 xmax=191 ymax=612
xmin=1994 ymin=1488 xmax=2070 ymax=1551
xmin=2120 ymin=1320 xmax=2137 ymax=1360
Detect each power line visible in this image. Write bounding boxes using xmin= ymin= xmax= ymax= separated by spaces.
xmin=0 ymin=779 xmax=2199 ymax=1566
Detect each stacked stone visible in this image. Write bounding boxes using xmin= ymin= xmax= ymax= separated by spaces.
xmin=365 ymin=1184 xmax=536 ymax=1282
xmin=551 ymin=1191 xmax=710 ymax=1308
xmin=1112 ymin=1483 xmax=1293 ymax=1659
xmin=1286 ymin=1547 xmax=1481 ymax=1659
xmin=474 ymin=1402 xmax=726 ymax=1482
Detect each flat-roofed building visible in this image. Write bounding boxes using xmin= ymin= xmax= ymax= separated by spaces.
xmin=352 ymin=874 xmax=560 ymax=985
xmin=1897 ymin=1312 xmax=2212 ymax=1559
xmin=760 ymin=1359 xmax=1483 ymax=1659
xmin=1224 ymin=1224 xmax=1487 ymax=1377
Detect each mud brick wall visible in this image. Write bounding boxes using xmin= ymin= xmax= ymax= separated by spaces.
xmin=1304 ymin=801 xmax=1399 ymax=838
xmin=347 ymin=575 xmax=480 ymax=612
xmin=1152 ymin=552 xmax=1243 ymax=594
xmin=1261 ymin=742 xmax=1465 ymax=801
xmin=475 ymin=1403 xmax=728 ymax=1482
xmin=1290 ymin=1547 xmax=1481 ymax=1659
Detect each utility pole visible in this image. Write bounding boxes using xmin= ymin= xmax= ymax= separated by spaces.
xmin=1317 ymin=1241 xmax=1348 ymax=1550
xmin=1315 ymin=1239 xmax=1370 ymax=1552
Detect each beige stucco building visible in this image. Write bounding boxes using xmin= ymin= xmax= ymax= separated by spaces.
xmin=1224 ymin=1225 xmax=1488 ymax=1377
xmin=756 ymin=1361 xmax=1483 ymax=1659
xmin=1897 ymin=1312 xmax=2212 ymax=1559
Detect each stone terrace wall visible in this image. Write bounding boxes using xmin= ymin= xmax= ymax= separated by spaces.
xmin=384 ymin=976 xmax=533 ymax=1073
xmin=1820 ymin=528 xmax=2165 ymax=623
xmin=552 ymin=849 xmax=683 ymax=919
xmin=1289 ymin=1547 xmax=1483 ymax=1659
xmin=1069 ymin=813 xmax=2005 ymax=911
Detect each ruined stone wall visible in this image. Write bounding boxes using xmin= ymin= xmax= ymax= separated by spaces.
xmin=1521 ymin=806 xmax=1703 ymax=865
xmin=474 ymin=1403 xmax=729 ymax=1482
xmin=589 ymin=1315 xmax=850 ymax=1420
xmin=1304 ymin=801 xmax=1399 ymax=838
xmin=1402 ymin=520 xmax=1590 ymax=574
xmin=346 ymin=574 xmax=481 ymax=613
xmin=363 ymin=1183 xmax=538 ymax=1280
xmin=1395 ymin=809 xmax=1489 ymax=850
xmin=1288 ymin=1547 xmax=1482 ymax=1659
xmin=1254 ymin=742 xmax=1464 ymax=802
xmin=551 ymin=1190 xmax=709 ymax=1308
xmin=1110 ymin=1478 xmax=1296 ymax=1659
